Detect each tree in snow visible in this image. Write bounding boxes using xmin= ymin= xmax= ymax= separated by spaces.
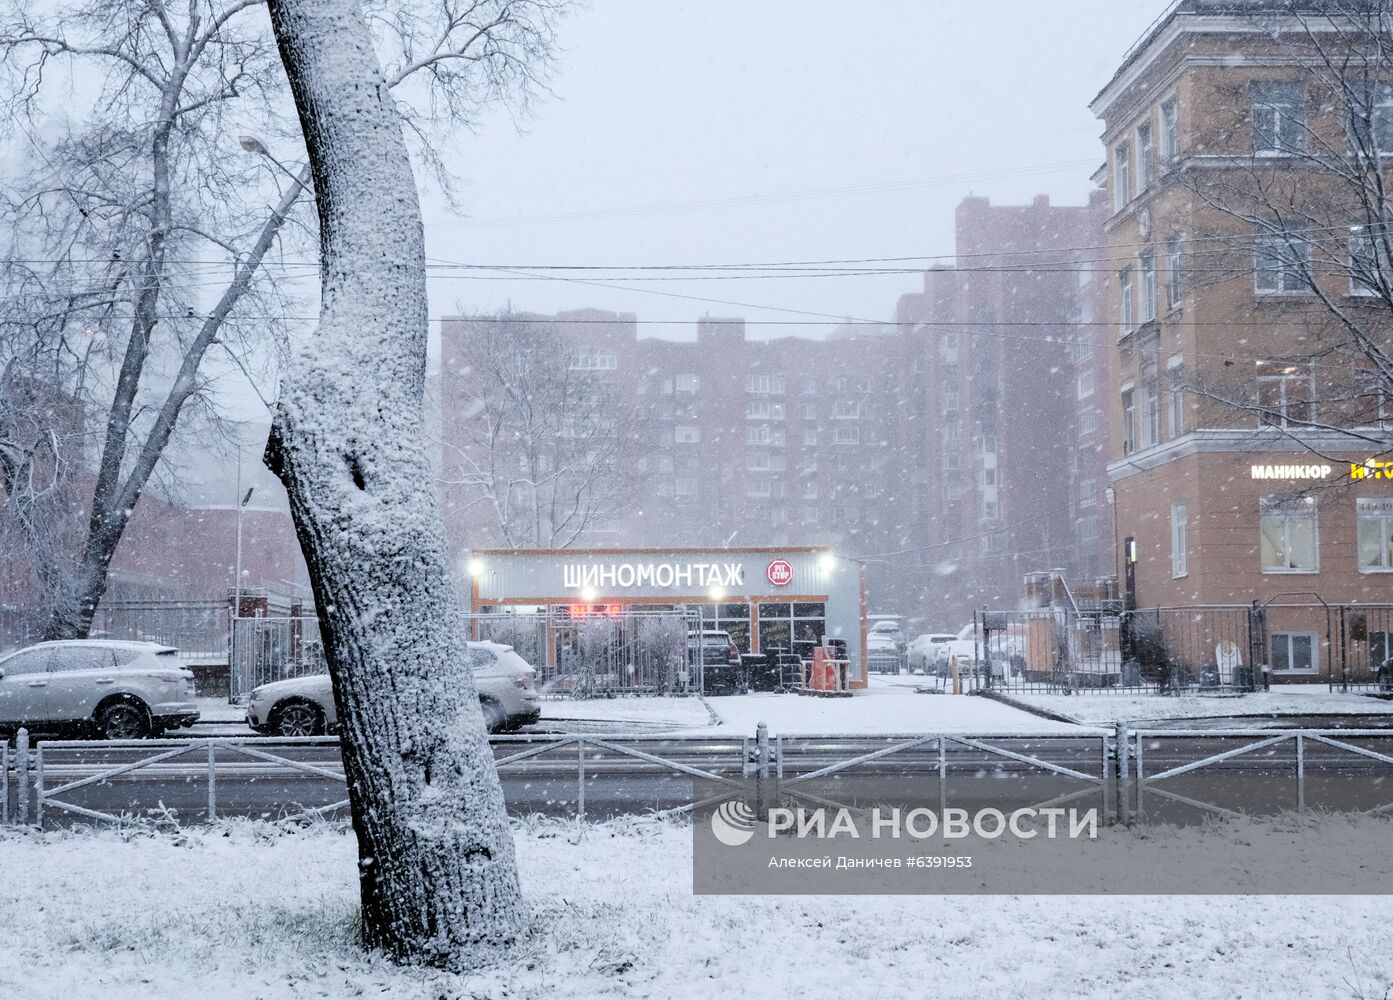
xmin=1175 ymin=2 xmax=1393 ymax=459
xmin=262 ymin=0 xmax=537 ymax=966
xmin=440 ymin=314 xmax=638 ymax=549
xmin=0 ymin=0 xmax=567 ymax=637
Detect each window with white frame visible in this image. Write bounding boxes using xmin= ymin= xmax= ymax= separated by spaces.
xmin=1141 ymin=379 xmax=1160 ymax=449
xmin=801 ymin=376 xmax=817 ymax=394
xmin=1139 ymin=252 xmax=1157 ymax=323
xmin=1138 ymin=122 xmax=1155 ymax=191
xmin=1160 ymin=97 xmax=1179 ymax=163
xmin=746 ymin=425 xmax=771 ymax=445
xmin=745 ymin=374 xmax=785 ymax=394
xmin=834 ymin=427 xmax=859 ymax=445
xmin=1271 ymin=632 xmax=1318 ymax=674
xmin=1260 ymin=496 xmax=1319 ymax=572
xmin=1166 ymin=234 xmax=1184 ymax=308
xmin=1256 ymin=361 xmax=1315 ymax=427
xmin=674 ymin=372 xmax=700 ymax=392
xmin=1171 ymin=503 xmax=1189 ymax=578
xmin=1251 ymin=80 xmax=1307 ymax=154
xmin=745 ymin=400 xmax=785 ymax=420
xmin=1079 ymin=406 xmax=1098 ymax=436
xmin=1120 ymin=267 xmax=1135 ymax=333
xmin=1114 ymin=141 xmax=1132 ymax=211
xmin=746 ymin=452 xmax=771 ymax=472
xmin=1167 ymin=366 xmax=1185 ymax=437
xmin=1077 ymin=369 xmax=1095 ymax=399
xmin=802 ymin=429 xmax=817 ymax=447
xmin=1121 ymin=389 xmax=1136 ymax=455
xmin=832 ymin=400 xmax=860 ymax=419
xmin=746 ymin=478 xmax=772 ymax=498
xmin=1357 ymin=498 xmax=1393 ymax=572
xmin=1349 ymin=224 xmax=1390 ymax=296
xmin=674 ymin=425 xmax=700 ymax=444
xmin=1348 ymin=81 xmax=1393 ymax=153
xmin=1255 ymin=231 xmax=1311 ymax=294
xmin=570 ymin=345 xmax=617 ymax=371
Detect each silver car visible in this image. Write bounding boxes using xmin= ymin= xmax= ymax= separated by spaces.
xmin=247 ymin=641 xmax=542 ymax=737
xmin=0 ymin=640 xmax=199 ymax=739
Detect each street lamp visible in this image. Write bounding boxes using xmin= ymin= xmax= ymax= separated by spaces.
xmin=237 ymin=133 xmax=303 ymax=184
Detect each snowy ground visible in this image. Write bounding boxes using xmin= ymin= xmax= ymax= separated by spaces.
xmin=1 ymin=817 xmax=1388 ymax=1000
xmin=1000 ymin=684 xmax=1393 ymax=726
xmin=697 ymin=676 xmax=1082 ymax=735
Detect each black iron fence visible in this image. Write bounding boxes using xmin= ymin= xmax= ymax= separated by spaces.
xmin=972 ymin=602 xmax=1393 ymax=695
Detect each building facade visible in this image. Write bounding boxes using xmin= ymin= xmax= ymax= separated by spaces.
xmin=1094 ymin=0 xmax=1393 ymax=678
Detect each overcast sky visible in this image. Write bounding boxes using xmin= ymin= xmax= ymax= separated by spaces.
xmin=417 ymin=0 xmax=1169 ymax=340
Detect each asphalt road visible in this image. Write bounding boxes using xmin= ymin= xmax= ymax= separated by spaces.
xmin=8 ymin=731 xmax=1393 ymax=826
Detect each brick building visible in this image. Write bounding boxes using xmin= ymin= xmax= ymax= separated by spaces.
xmin=894 ymin=193 xmax=1114 ymax=620
xmin=1094 ymin=0 xmax=1393 ymax=678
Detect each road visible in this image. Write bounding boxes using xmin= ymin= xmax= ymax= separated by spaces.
xmin=7 ymin=729 xmax=1393 ymax=826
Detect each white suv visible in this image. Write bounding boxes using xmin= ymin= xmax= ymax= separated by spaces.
xmin=247 ymin=641 xmax=542 ymax=737
xmin=0 ymin=640 xmax=199 ymax=739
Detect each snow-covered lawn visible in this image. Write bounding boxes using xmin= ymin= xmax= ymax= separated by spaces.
xmin=1002 ymin=684 xmax=1393 ymax=726
xmin=1 ymin=818 xmax=1388 ymax=1000
xmin=696 ymin=677 xmax=1082 ymax=735
xmin=541 ymin=696 xmax=714 ymax=729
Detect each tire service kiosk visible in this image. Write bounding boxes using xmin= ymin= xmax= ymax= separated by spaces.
xmin=466 ymin=547 xmax=868 ymax=689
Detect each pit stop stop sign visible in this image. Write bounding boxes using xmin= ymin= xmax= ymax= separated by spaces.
xmin=766 ymin=559 xmax=794 ymax=587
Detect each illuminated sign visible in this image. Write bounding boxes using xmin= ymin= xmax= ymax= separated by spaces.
xmin=562 ymin=562 xmax=745 ymax=591
xmin=766 ymin=559 xmax=794 ymax=587
xmin=1352 ymin=460 xmax=1393 ymax=480
xmin=1250 ymin=463 xmax=1333 ymax=480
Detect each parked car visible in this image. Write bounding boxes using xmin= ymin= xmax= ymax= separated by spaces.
xmin=688 ymin=629 xmax=743 ymax=694
xmin=0 ymin=640 xmax=199 ymax=739
xmin=866 ymin=632 xmax=903 ymax=674
xmin=247 ymin=640 xmax=541 ymax=737
xmin=908 ymin=633 xmax=956 ymax=674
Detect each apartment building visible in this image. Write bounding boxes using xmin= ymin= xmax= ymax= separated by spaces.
xmin=894 ymin=193 xmax=1114 ymax=620
xmin=1094 ymin=0 xmax=1393 ymax=676
xmin=438 ymin=311 xmax=920 ymax=610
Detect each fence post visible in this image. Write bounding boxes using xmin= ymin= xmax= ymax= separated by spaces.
xmin=754 ymin=722 xmax=772 ymax=819
xmin=34 ymin=741 xmax=42 ymax=828
xmin=1296 ymin=733 xmax=1306 ymax=815
xmin=15 ymin=728 xmax=27 ymax=826
xmin=1 ymin=740 xmax=6 ymax=825
xmin=1116 ymin=723 xmax=1131 ymax=825
xmin=576 ymin=738 xmax=586 ymax=823
xmin=1102 ymin=731 xmax=1114 ymax=826
xmin=207 ymin=743 xmax=217 ymax=821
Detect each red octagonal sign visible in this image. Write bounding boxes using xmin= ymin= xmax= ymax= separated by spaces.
xmin=766 ymin=559 xmax=794 ymax=588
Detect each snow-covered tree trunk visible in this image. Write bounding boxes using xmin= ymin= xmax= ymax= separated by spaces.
xmin=263 ymin=0 xmax=523 ymax=966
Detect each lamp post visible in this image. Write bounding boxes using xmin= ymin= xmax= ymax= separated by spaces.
xmin=1104 ymin=485 xmax=1119 ymax=590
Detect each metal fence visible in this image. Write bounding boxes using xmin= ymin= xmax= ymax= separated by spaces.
xmin=971 ymin=606 xmax=1257 ymax=694
xmin=229 ymin=616 xmax=327 ymax=701
xmin=0 ymin=601 xmax=229 ymax=660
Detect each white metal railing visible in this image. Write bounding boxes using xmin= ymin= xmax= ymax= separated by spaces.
xmin=1122 ymin=726 xmax=1393 ymax=822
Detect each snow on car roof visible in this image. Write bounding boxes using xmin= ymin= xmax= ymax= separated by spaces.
xmin=25 ymin=639 xmax=177 ymax=653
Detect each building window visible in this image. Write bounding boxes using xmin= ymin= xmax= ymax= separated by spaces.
xmin=674 ymin=373 xmax=700 ymax=392
xmin=674 ymin=425 xmax=700 ymax=444
xmin=1357 ymin=498 xmax=1393 ymax=572
xmin=1166 ymin=235 xmax=1183 ymax=308
xmin=832 ymin=400 xmax=859 ymax=419
xmin=745 ymin=400 xmax=785 ymax=420
xmin=1349 ymin=224 xmax=1390 ymax=296
xmin=1348 ymin=81 xmax=1393 ymax=153
xmin=1168 ymin=367 xmax=1185 ymax=437
xmin=834 ymin=427 xmax=859 ymax=445
xmin=746 ymin=478 xmax=772 ymax=498
xmin=1121 ymin=389 xmax=1136 ymax=455
xmin=1171 ymin=503 xmax=1189 ymax=578
xmin=1255 ymin=231 xmax=1310 ymax=294
xmin=1271 ymin=632 xmax=1318 ymax=674
xmin=1138 ymin=122 xmax=1154 ymax=190
xmin=570 ymin=346 xmax=617 ymax=371
xmin=1141 ymin=379 xmax=1160 ymax=449
xmin=1139 ymin=252 xmax=1157 ymax=323
xmin=1252 ymin=80 xmax=1307 ymax=154
xmin=746 ymin=452 xmax=771 ymax=472
xmin=746 ymin=374 xmax=785 ymax=394
xmin=1114 ymin=141 xmax=1132 ymax=211
xmin=1119 ymin=267 xmax=1134 ymax=333
xmin=1256 ymin=362 xmax=1315 ymax=427
xmin=1077 ymin=369 xmax=1094 ymax=399
xmin=1260 ymin=496 xmax=1319 ymax=573
xmin=746 ymin=425 xmax=771 ymax=445
xmin=1078 ymin=478 xmax=1097 ymax=508
xmin=1079 ymin=406 xmax=1098 ymax=436
xmin=1160 ymin=97 xmax=1179 ymax=163
xmin=802 ymin=429 xmax=817 ymax=447
xmin=674 ymin=478 xmax=697 ymax=497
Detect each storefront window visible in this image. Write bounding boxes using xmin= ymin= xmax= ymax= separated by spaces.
xmin=1260 ymin=496 xmax=1318 ymax=572
xmin=698 ymin=603 xmax=751 ymax=651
